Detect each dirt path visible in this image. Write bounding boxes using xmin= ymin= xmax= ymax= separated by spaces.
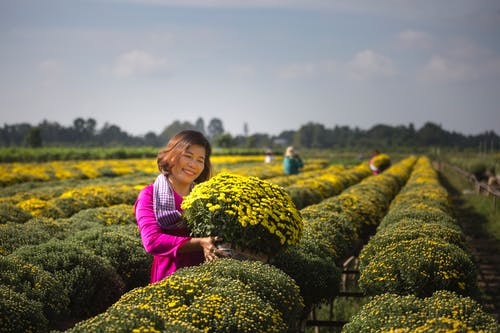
xmin=439 ymin=171 xmax=500 ymax=321
xmin=454 ymin=199 xmax=500 ymax=321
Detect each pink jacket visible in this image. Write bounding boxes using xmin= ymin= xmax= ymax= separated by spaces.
xmin=134 ymin=184 xmax=204 ymax=283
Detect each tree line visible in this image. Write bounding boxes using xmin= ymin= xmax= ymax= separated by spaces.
xmin=1 ymin=117 xmax=498 ymax=152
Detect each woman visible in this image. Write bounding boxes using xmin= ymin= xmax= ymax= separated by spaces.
xmin=283 ymin=146 xmax=303 ymax=175
xmin=134 ymin=130 xmax=222 ymax=283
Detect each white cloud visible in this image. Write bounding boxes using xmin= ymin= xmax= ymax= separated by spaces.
xmin=109 ymin=50 xmax=170 ymax=78
xmin=347 ymin=50 xmax=396 ymax=81
xmin=419 ymin=53 xmax=500 ymax=83
xmin=419 ymin=55 xmax=477 ymax=82
xmin=397 ymin=30 xmax=432 ymax=49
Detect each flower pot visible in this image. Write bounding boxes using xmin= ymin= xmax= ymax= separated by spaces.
xmin=216 ymin=242 xmax=269 ymax=263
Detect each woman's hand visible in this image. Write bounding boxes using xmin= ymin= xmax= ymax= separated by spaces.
xmin=199 ymin=236 xmax=228 ymax=261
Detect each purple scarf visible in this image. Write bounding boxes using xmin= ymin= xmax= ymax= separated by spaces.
xmin=153 ymin=174 xmax=187 ymax=230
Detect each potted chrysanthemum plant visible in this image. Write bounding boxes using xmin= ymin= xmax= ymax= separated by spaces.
xmin=181 ymin=173 xmax=303 ymax=261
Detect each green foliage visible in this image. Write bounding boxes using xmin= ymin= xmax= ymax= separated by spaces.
xmin=68 ymin=204 xmax=136 ymax=226
xmin=300 ymin=208 xmax=357 ymax=262
xmin=378 ymin=207 xmax=456 ymax=229
xmin=0 ymin=255 xmax=68 ymax=322
xmin=12 ymin=239 xmax=125 ymax=318
xmin=0 ymin=217 xmax=68 ymax=255
xmin=41 ymin=186 xmax=138 ymax=218
xmin=342 ymin=290 xmax=499 ymax=333
xmin=67 ymin=225 xmax=151 ymax=290
xmin=0 ymin=202 xmax=32 ymax=224
xmin=358 ymin=237 xmax=478 ymax=298
xmin=285 ymin=185 xmax=323 ymax=209
xmin=0 ymin=146 xmax=159 ymax=162
xmin=0 ymin=285 xmax=49 ymax=333
xmin=271 ymin=239 xmax=342 ymax=312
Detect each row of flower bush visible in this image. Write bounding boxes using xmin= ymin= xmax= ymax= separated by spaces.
xmin=0 ymin=157 xmax=332 ymax=222
xmin=0 ymin=159 xmax=157 ymax=187
xmin=281 ymin=163 xmax=372 ymax=209
xmin=0 ymin=170 xmax=155 ymax=223
xmin=270 ymin=156 xmax=418 ymax=320
xmin=0 ymin=155 xmax=310 ymax=187
xmin=217 ymin=158 xmax=331 ymax=180
xmin=343 ymin=156 xmax=498 ymax=332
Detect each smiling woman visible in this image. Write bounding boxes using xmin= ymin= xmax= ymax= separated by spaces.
xmin=134 ymin=130 xmax=226 ymax=283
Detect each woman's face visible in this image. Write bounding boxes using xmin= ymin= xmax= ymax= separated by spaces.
xmin=169 ymin=144 xmax=206 ymax=185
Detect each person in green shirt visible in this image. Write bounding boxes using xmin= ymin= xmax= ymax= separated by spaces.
xmin=283 ymin=146 xmax=303 ymax=175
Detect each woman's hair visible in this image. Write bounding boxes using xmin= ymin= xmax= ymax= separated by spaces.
xmin=157 ymin=130 xmax=212 ymax=183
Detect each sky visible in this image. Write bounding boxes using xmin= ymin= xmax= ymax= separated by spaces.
xmin=1 ymin=0 xmax=499 ymax=137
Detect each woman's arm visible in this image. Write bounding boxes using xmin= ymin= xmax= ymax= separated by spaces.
xmin=134 ymin=185 xmax=221 ymax=261
xmin=134 ymin=185 xmax=190 ymax=257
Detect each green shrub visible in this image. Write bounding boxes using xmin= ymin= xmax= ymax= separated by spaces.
xmin=0 ymin=217 xmax=68 ymax=255
xmin=68 ymin=204 xmax=136 ymax=226
xmin=342 ymin=290 xmax=499 ymax=333
xmin=0 ymin=255 xmax=68 ymax=321
xmin=174 ymin=258 xmax=304 ymax=331
xmin=300 ymin=208 xmax=357 ymax=262
xmin=378 ymin=208 xmax=456 ymax=229
xmin=358 ymin=238 xmax=478 ymax=298
xmin=271 ymin=239 xmax=341 ymax=313
xmin=0 ymin=202 xmax=32 ymax=224
xmin=12 ymin=239 xmax=125 ymax=318
xmin=0 ymin=285 xmax=49 ymax=333
xmin=68 ymin=225 xmax=151 ymax=290
xmin=285 ymin=185 xmax=323 ymax=209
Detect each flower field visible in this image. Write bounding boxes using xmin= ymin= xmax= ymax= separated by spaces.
xmin=0 ymin=154 xmax=498 ymax=332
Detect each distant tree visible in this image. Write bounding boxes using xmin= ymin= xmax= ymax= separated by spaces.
xmin=295 ymin=122 xmax=328 ymax=148
xmin=213 ymin=133 xmax=234 ymax=148
xmin=144 ymin=131 xmax=160 ymax=147
xmin=159 ymin=120 xmax=196 ymax=143
xmin=249 ymin=133 xmax=271 ymax=148
xmin=195 ymin=117 xmax=206 ymax=134
xmin=417 ymin=122 xmax=446 ymax=146
xmin=275 ymin=130 xmax=295 ymax=147
xmin=243 ymin=122 xmax=249 ymax=137
xmin=24 ymin=127 xmax=43 ymax=147
xmin=207 ymin=118 xmax=224 ymax=139
xmin=97 ymin=123 xmax=131 ymax=146
xmin=3 ymin=123 xmax=31 ymax=146
xmin=366 ymin=124 xmax=392 ymax=145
